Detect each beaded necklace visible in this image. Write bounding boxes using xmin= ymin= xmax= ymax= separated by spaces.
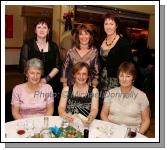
xmin=105 ymin=35 xmax=117 ymax=47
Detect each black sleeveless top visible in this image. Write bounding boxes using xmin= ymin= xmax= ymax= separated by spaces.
xmin=66 ymin=85 xmax=93 ymax=117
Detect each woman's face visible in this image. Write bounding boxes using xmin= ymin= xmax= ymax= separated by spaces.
xmin=104 ymin=18 xmax=117 ymax=36
xmin=26 ymin=67 xmax=42 ymax=85
xmin=118 ymin=72 xmax=134 ymax=88
xmin=74 ymin=67 xmax=88 ymax=85
xmin=35 ymin=23 xmax=49 ymax=39
xmin=79 ymin=30 xmax=90 ymax=46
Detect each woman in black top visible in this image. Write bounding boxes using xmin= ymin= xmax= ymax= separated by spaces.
xmin=58 ymin=62 xmax=99 ymax=126
xmin=19 ymin=18 xmax=61 ymax=115
xmin=100 ymin=13 xmax=132 ymax=94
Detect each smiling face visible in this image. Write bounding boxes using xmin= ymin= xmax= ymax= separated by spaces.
xmin=118 ymin=72 xmax=134 ymax=88
xmin=35 ymin=22 xmax=49 ymax=39
xmin=74 ymin=67 xmax=88 ymax=85
xmin=79 ymin=30 xmax=91 ymax=46
xmin=26 ymin=67 xmax=42 ymax=85
xmin=104 ymin=18 xmax=117 ymax=36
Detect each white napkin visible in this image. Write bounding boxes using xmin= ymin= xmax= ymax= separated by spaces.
xmin=90 ymin=126 xmax=113 ymax=138
xmin=89 ymin=120 xmax=127 ymax=138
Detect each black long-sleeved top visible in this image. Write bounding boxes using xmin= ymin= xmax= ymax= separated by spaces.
xmin=19 ymin=38 xmax=61 ymax=92
xmin=100 ymin=36 xmax=132 ymax=78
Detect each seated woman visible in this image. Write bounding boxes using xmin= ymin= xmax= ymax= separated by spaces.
xmin=11 ymin=58 xmax=54 ymax=119
xmin=58 ymin=62 xmax=99 ymax=126
xmin=100 ymin=61 xmax=150 ymax=134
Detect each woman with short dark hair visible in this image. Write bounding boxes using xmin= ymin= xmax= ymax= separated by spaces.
xmin=99 ymin=13 xmax=132 ymax=93
xmin=19 ymin=18 xmax=61 ymax=115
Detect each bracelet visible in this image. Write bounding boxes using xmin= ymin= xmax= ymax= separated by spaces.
xmin=45 ymin=75 xmax=51 ymax=83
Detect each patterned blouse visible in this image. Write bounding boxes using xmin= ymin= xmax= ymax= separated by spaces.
xmin=61 ymin=46 xmax=100 ymax=86
xmin=11 ymin=83 xmax=54 ymax=118
xmin=66 ymin=85 xmax=93 ymax=117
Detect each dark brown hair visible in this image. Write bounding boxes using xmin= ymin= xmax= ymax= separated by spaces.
xmin=72 ymin=62 xmax=90 ymax=79
xmin=34 ymin=18 xmax=50 ymax=41
xmin=74 ymin=24 xmax=94 ymax=49
xmin=117 ymin=61 xmax=137 ymax=81
xmin=103 ymin=13 xmax=120 ymax=34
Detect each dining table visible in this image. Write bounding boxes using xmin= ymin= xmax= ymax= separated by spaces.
xmin=5 ymin=116 xmax=147 ymax=138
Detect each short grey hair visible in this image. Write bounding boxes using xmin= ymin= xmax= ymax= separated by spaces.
xmin=24 ymin=58 xmax=44 ymax=75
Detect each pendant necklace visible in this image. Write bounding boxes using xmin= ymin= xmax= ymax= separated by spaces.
xmin=105 ymin=35 xmax=117 ymax=47
xmin=36 ymin=41 xmax=48 ymax=52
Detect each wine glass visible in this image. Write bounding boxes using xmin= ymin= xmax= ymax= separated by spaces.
xmin=25 ymin=120 xmax=34 ymax=137
xmin=16 ymin=121 xmax=26 ymax=138
xmin=127 ymin=128 xmax=137 ymax=138
xmin=62 ymin=118 xmax=69 ymax=129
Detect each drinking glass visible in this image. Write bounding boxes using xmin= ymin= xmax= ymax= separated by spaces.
xmin=33 ymin=127 xmax=41 ymax=138
xmin=16 ymin=121 xmax=26 ymax=137
xmin=62 ymin=118 xmax=69 ymax=129
xmin=40 ymin=129 xmax=52 ymax=138
xmin=127 ymin=128 xmax=137 ymax=138
xmin=25 ymin=120 xmax=34 ymax=137
xmin=43 ymin=116 xmax=49 ymax=129
xmin=60 ymin=118 xmax=69 ymax=137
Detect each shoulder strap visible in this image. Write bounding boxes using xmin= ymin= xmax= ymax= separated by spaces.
xmin=68 ymin=85 xmax=73 ymax=99
xmin=86 ymin=86 xmax=93 ymax=100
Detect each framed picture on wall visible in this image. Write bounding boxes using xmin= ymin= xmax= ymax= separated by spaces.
xmin=5 ymin=15 xmax=13 ymax=38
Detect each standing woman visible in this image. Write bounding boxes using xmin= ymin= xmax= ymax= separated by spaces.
xmin=100 ymin=13 xmax=132 ymax=94
xmin=19 ymin=18 xmax=61 ymax=115
xmin=60 ymin=24 xmax=100 ymax=88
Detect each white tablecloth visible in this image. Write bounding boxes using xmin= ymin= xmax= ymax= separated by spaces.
xmin=5 ymin=116 xmax=146 ymax=138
